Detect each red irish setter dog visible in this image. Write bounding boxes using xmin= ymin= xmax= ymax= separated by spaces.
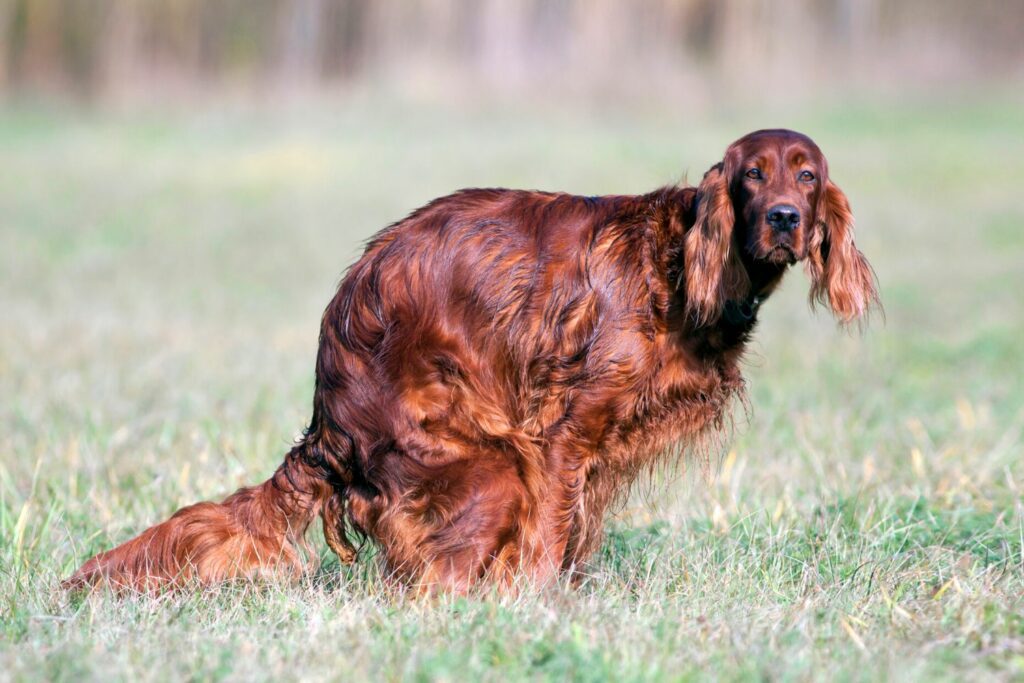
xmin=64 ymin=129 xmax=877 ymax=592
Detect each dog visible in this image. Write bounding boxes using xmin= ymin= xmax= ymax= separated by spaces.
xmin=64 ymin=129 xmax=877 ymax=592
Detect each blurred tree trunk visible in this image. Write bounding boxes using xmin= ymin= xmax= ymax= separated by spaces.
xmin=101 ymin=0 xmax=138 ymax=95
xmin=838 ymin=0 xmax=880 ymax=78
xmin=278 ymin=0 xmax=325 ymax=84
xmin=320 ymin=0 xmax=369 ymax=79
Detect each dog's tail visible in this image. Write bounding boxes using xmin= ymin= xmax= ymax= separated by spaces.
xmin=62 ymin=437 xmax=355 ymax=592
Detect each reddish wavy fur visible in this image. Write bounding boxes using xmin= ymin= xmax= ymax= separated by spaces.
xmin=64 ymin=129 xmax=877 ymax=592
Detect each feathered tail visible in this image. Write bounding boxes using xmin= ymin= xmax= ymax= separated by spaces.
xmin=62 ymin=442 xmax=350 ymax=592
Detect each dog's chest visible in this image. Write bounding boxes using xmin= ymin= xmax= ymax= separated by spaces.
xmin=594 ymin=342 xmax=745 ymax=468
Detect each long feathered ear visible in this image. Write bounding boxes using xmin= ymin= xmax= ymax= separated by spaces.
xmin=684 ymin=163 xmax=739 ymax=325
xmin=806 ymin=180 xmax=879 ymax=323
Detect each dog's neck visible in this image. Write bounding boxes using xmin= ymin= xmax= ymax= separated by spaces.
xmin=720 ymin=255 xmax=787 ymax=325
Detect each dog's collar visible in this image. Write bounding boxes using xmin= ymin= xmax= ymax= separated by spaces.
xmin=723 ymin=293 xmax=764 ymax=326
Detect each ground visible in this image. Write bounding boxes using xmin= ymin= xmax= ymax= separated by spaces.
xmin=1 ymin=93 xmax=1022 ymax=681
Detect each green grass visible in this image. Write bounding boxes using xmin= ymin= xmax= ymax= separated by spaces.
xmin=1 ymin=93 xmax=1023 ymax=681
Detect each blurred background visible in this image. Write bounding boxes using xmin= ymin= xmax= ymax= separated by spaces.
xmin=2 ymin=0 xmax=1022 ymax=105
xmin=2 ymin=2 xmax=1024 ymax=678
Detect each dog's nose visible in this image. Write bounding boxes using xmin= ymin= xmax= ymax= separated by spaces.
xmin=766 ymin=204 xmax=800 ymax=232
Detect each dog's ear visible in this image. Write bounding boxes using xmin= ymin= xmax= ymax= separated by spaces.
xmin=805 ymin=180 xmax=879 ymax=323
xmin=684 ymin=162 xmax=745 ymax=325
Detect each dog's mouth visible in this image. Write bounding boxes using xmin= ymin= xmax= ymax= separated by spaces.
xmin=762 ymin=243 xmax=797 ymax=265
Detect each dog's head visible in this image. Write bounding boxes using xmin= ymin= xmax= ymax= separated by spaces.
xmin=684 ymin=129 xmax=878 ymax=325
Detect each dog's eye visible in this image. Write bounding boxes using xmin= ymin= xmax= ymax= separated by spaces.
xmin=745 ymin=168 xmax=763 ymax=180
xmin=798 ymin=170 xmax=816 ymax=182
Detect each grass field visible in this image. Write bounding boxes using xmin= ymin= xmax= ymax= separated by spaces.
xmin=1 ymin=93 xmax=1023 ymax=681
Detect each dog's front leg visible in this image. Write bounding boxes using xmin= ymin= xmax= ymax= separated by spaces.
xmin=518 ymin=437 xmax=591 ymax=586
